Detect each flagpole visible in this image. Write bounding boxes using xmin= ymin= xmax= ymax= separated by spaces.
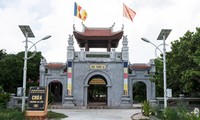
xmin=122 ymin=1 xmax=124 ymax=27
xmin=73 ymin=1 xmax=75 ymax=25
xmin=122 ymin=2 xmax=125 ymax=31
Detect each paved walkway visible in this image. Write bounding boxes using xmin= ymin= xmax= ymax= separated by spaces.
xmin=51 ymin=109 xmax=141 ymax=120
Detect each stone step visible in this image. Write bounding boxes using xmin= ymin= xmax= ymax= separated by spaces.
xmin=87 ymin=106 xmax=108 ymax=109
xmin=48 ymin=103 xmax=142 ymax=109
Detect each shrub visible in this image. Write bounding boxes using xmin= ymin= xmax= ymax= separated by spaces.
xmin=0 ymin=108 xmax=25 ymax=120
xmin=156 ymin=104 xmax=200 ymax=120
xmin=0 ymin=86 xmax=4 ymax=93
xmin=48 ymin=91 xmax=55 ymax=104
xmin=142 ymin=101 xmax=151 ymax=117
xmin=47 ymin=111 xmax=68 ymax=119
xmin=0 ymin=86 xmax=10 ymax=108
xmin=163 ymin=107 xmax=180 ymax=120
xmin=0 ymin=93 xmax=10 ymax=108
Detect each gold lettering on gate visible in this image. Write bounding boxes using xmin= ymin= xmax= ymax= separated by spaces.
xmin=90 ymin=64 xmax=106 ymax=69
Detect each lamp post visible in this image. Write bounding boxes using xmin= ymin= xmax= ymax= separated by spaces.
xmin=141 ymin=29 xmax=171 ymax=108
xmin=19 ymin=25 xmax=51 ymax=111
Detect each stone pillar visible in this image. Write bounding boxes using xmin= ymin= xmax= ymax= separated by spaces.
xmin=67 ymin=35 xmax=74 ymax=60
xmin=85 ymin=40 xmax=89 ymax=51
xmin=83 ymin=85 xmax=89 ymax=106
xmin=111 ymin=48 xmax=116 ymax=60
xmin=148 ymin=59 xmax=156 ymax=74
xmin=122 ymin=35 xmax=129 ymax=61
xmin=123 ymin=61 xmax=129 ymax=95
xmin=107 ymin=85 xmax=112 ymax=107
xmin=146 ymin=82 xmax=151 ymax=101
xmin=80 ymin=48 xmax=85 ymax=61
xmin=39 ymin=58 xmax=46 ymax=86
xmin=63 ymin=61 xmax=74 ymax=107
xmin=120 ymin=35 xmax=131 ymax=108
xmin=148 ymin=59 xmax=156 ymax=100
xmin=64 ymin=34 xmax=75 ymax=107
xmin=107 ymin=40 xmax=111 ymax=52
xmin=66 ymin=35 xmax=74 ymax=96
xmin=151 ymin=82 xmax=156 ymax=100
xmin=121 ymin=35 xmax=129 ymax=95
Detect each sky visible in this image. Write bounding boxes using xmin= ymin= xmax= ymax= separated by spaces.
xmin=0 ymin=0 xmax=200 ymax=64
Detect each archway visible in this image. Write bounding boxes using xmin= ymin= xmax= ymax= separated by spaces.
xmin=48 ymin=80 xmax=63 ymax=103
xmin=132 ymin=81 xmax=147 ymax=103
xmin=87 ymin=75 xmax=107 ymax=106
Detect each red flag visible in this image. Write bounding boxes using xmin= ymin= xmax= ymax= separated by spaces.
xmin=123 ymin=3 xmax=136 ymax=22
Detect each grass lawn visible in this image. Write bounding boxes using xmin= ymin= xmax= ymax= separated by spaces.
xmin=0 ymin=108 xmax=68 ymax=120
xmin=48 ymin=110 xmax=68 ymax=119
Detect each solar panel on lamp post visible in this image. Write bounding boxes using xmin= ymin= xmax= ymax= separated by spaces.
xmin=19 ymin=25 xmax=51 ymax=111
xmin=141 ymin=29 xmax=171 ymax=108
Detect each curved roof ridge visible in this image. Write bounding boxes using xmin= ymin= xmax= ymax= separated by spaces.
xmin=73 ymin=23 xmax=123 ymax=33
xmin=45 ymin=62 xmax=66 ymax=69
xmin=129 ymin=63 xmax=151 ymax=70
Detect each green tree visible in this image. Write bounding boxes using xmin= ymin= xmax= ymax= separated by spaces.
xmin=0 ymin=51 xmax=43 ymax=93
xmin=154 ymin=28 xmax=200 ymax=97
xmin=0 ymin=49 xmax=6 ymax=60
xmin=152 ymin=59 xmax=164 ymax=97
xmin=0 ymin=54 xmax=20 ymax=92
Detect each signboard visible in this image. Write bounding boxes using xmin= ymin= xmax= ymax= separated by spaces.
xmin=167 ymin=88 xmax=172 ymax=98
xmin=27 ymin=87 xmax=47 ymax=110
xmin=90 ymin=64 xmax=106 ymax=70
xmin=17 ymin=87 xmax=23 ymax=96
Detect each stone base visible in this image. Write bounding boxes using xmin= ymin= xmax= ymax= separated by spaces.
xmin=63 ymin=95 xmax=74 ymax=108
xmin=120 ymin=95 xmax=132 ymax=108
xmin=149 ymin=99 xmax=157 ymax=107
xmin=131 ymin=112 xmax=150 ymax=120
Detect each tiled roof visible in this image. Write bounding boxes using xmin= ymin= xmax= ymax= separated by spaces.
xmin=73 ymin=24 xmax=123 ymax=49
xmin=74 ymin=29 xmax=123 ymax=38
xmin=46 ymin=63 xmax=66 ymax=69
xmin=129 ymin=64 xmax=151 ymax=70
xmin=84 ymin=28 xmax=112 ymax=36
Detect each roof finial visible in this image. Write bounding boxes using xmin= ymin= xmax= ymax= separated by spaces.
xmin=111 ymin=22 xmax=115 ymax=28
xmin=73 ymin=24 xmax=75 ymax=31
xmin=81 ymin=22 xmax=86 ymax=28
xmin=121 ymin=24 xmax=124 ymax=30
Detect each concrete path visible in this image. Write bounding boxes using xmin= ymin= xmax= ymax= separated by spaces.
xmin=51 ymin=109 xmax=141 ymax=120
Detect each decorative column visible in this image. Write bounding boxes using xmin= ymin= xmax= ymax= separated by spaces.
xmin=148 ymin=59 xmax=157 ymax=106
xmin=121 ymin=35 xmax=131 ymax=108
xmin=123 ymin=62 xmax=128 ymax=95
xmin=122 ymin=35 xmax=129 ymax=95
xmin=67 ymin=35 xmax=74 ymax=95
xmin=64 ymin=34 xmax=75 ymax=107
xmin=67 ymin=61 xmax=72 ymax=96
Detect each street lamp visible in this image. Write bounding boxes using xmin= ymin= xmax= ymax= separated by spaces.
xmin=19 ymin=25 xmax=51 ymax=111
xmin=141 ymin=29 xmax=171 ymax=108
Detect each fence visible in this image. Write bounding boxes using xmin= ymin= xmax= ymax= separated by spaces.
xmin=7 ymin=93 xmax=28 ymax=108
xmin=155 ymin=95 xmax=200 ymax=109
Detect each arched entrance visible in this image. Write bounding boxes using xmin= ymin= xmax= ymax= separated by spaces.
xmin=87 ymin=75 xmax=107 ymax=106
xmin=48 ymin=80 xmax=63 ymax=103
xmin=132 ymin=81 xmax=147 ymax=103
